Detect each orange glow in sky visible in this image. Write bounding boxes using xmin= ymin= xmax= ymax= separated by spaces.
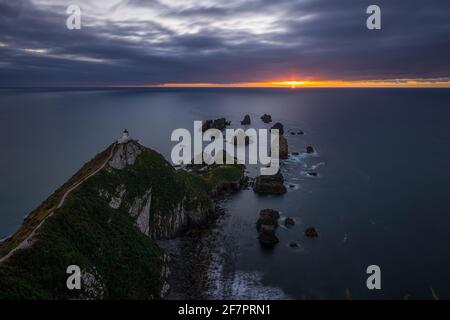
xmin=152 ymin=79 xmax=450 ymax=88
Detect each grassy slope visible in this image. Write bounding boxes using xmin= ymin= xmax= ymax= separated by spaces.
xmin=0 ymin=145 xmax=244 ymax=299
xmin=0 ymin=143 xmax=116 ymax=259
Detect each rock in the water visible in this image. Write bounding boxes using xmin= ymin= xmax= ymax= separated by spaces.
xmin=202 ymin=118 xmax=230 ymax=131
xmin=289 ymin=241 xmax=299 ymax=248
xmin=241 ymin=114 xmax=251 ymax=125
xmin=284 ymin=217 xmax=295 ymax=227
xmin=261 ymin=114 xmax=272 ymax=123
xmin=305 ymin=227 xmax=319 ymax=238
xmin=213 ymin=117 xmax=228 ymax=130
xmin=298 ymin=130 xmax=304 ymax=135
xmin=258 ymin=226 xmax=279 ymax=246
xmin=256 ymin=209 xmax=280 ymax=230
xmin=279 ymin=136 xmax=288 ymax=159
xmin=256 ymin=209 xmax=280 ymax=247
xmin=202 ymin=120 xmax=213 ymax=132
xmin=307 ymin=172 xmax=318 ymax=177
xmin=253 ymin=171 xmax=287 ymax=194
xmin=292 ymin=152 xmax=299 ymax=156
xmin=271 ymin=122 xmax=284 ymax=135
xmin=290 ymin=132 xmax=296 ymax=135
xmin=306 ymin=146 xmax=315 ymax=154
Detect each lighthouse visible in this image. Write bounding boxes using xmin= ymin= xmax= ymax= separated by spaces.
xmin=118 ymin=129 xmax=131 ymax=144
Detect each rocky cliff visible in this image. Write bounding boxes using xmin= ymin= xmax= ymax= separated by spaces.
xmin=0 ymin=140 xmax=244 ymax=299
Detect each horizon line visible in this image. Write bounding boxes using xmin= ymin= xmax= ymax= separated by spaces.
xmin=2 ymin=79 xmax=450 ymax=89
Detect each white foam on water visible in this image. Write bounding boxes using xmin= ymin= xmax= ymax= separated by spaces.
xmin=286 ymin=182 xmax=300 ymax=190
xmin=286 ymin=241 xmax=306 ymax=253
xmin=310 ymin=162 xmax=325 ymax=170
xmin=285 ymin=152 xmax=320 ymax=167
xmin=206 ymin=249 xmax=289 ymax=299
xmin=301 ymin=171 xmax=320 ymax=179
xmin=229 ymin=271 xmax=290 ymax=300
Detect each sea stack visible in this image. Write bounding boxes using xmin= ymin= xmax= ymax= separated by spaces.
xmin=305 ymin=227 xmax=319 ymax=238
xmin=279 ymin=136 xmax=289 ymax=159
xmin=241 ymin=114 xmax=251 ymax=125
xmin=202 ymin=118 xmax=231 ymax=131
xmin=253 ymin=170 xmax=287 ymax=194
xmin=261 ymin=114 xmax=272 ymax=123
xmin=271 ymin=122 xmax=284 ymax=135
xmin=256 ymin=209 xmax=280 ymax=247
xmin=269 ymin=122 xmax=288 ymax=159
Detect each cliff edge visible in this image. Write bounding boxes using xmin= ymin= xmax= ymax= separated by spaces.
xmin=0 ymin=139 xmax=244 ymax=299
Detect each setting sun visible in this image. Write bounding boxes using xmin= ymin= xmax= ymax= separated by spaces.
xmin=136 ymin=79 xmax=450 ymax=88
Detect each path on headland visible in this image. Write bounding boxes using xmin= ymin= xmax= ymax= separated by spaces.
xmin=0 ymin=143 xmax=117 ymax=264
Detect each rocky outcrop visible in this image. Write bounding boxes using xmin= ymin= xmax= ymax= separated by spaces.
xmin=128 ymin=188 xmax=152 ymax=236
xmin=258 ymin=225 xmax=279 ymax=246
xmin=108 ymin=184 xmax=126 ymax=209
xmin=79 ymin=267 xmax=105 ymax=300
xmin=284 ymin=217 xmax=295 ymax=227
xmin=159 ymin=254 xmax=171 ymax=298
xmin=253 ymin=171 xmax=286 ymax=194
xmin=241 ymin=114 xmax=251 ymax=125
xmin=210 ymin=177 xmax=247 ymax=198
xmin=109 ymin=140 xmax=142 ymax=169
xmin=202 ymin=120 xmax=214 ymax=132
xmin=0 ymin=135 xmax=245 ymax=299
xmin=256 ymin=209 xmax=280 ymax=247
xmin=288 ymin=129 xmax=304 ymax=135
xmin=261 ymin=114 xmax=272 ymax=123
xmin=271 ymin=122 xmax=284 ymax=135
xmin=305 ymin=227 xmax=319 ymax=238
xmin=149 ymin=203 xmax=215 ymax=239
xmin=202 ymin=118 xmax=231 ymax=131
xmin=270 ymin=124 xmax=288 ymax=159
xmin=100 ymin=185 xmax=153 ymax=236
xmin=256 ymin=209 xmax=280 ymax=229
xmin=289 ymin=241 xmax=299 ymax=248
xmin=306 ymin=146 xmax=315 ymax=154
xmin=279 ymin=136 xmax=288 ymax=159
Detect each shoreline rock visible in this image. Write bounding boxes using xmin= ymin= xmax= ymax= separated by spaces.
xmin=253 ymin=170 xmax=287 ymax=194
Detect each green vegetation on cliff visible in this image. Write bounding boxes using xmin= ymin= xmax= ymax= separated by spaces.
xmin=0 ymin=141 xmax=244 ymax=299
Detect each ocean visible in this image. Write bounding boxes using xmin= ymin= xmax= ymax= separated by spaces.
xmin=1 ymin=87 xmax=450 ymax=299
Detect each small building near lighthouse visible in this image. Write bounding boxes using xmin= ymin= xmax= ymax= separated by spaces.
xmin=118 ymin=129 xmax=131 ymax=144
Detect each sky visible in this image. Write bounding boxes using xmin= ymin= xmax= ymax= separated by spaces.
xmin=0 ymin=0 xmax=450 ymax=87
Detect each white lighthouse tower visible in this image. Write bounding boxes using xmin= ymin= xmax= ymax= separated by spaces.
xmin=118 ymin=129 xmax=131 ymax=144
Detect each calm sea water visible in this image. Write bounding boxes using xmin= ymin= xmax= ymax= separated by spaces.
xmin=1 ymin=88 xmax=450 ymax=299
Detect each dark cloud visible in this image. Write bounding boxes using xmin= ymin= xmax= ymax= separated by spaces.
xmin=0 ymin=0 xmax=449 ymax=86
